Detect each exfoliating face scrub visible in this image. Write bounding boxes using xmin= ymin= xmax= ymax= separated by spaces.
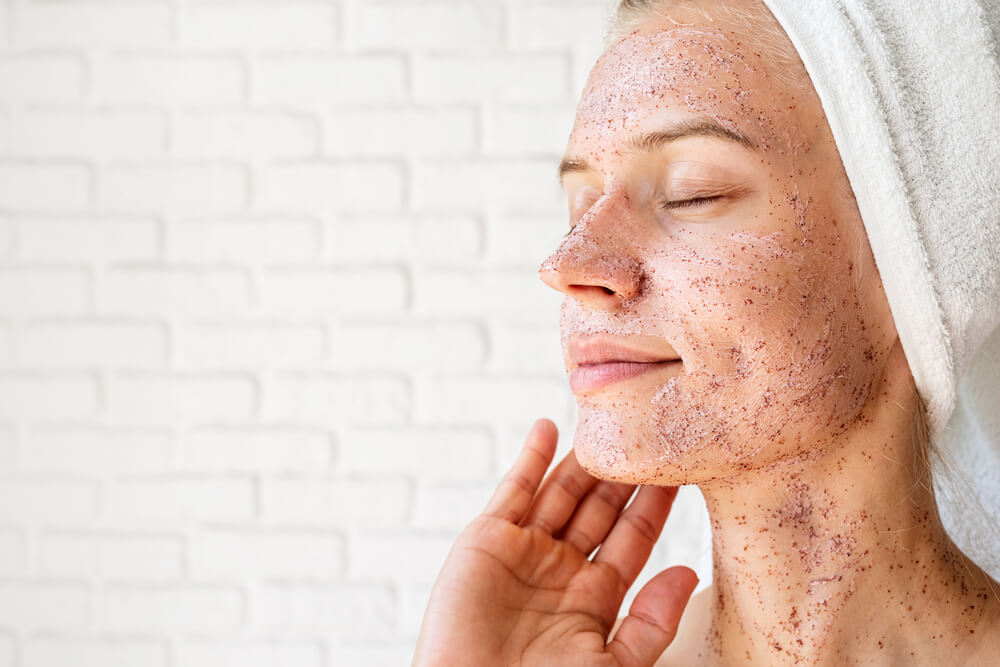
xmin=541 ymin=25 xmax=896 ymax=485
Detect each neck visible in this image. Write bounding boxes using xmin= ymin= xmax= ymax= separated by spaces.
xmin=694 ymin=344 xmax=1000 ymax=665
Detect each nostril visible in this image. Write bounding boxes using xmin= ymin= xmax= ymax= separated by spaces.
xmin=571 ymin=283 xmax=615 ymax=296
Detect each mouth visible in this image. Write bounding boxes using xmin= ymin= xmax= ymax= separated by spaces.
xmin=569 ymin=359 xmax=682 ymax=394
xmin=567 ymin=335 xmax=682 ymax=395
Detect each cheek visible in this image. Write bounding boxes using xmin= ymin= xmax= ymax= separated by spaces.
xmin=635 ymin=231 xmax=882 ymax=475
xmin=649 ymin=232 xmax=808 ymax=372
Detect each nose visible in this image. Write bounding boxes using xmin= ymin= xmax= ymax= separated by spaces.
xmin=538 ymin=191 xmax=644 ymax=309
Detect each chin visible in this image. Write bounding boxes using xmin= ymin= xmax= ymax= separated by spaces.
xmin=570 ymin=403 xmax=704 ymax=486
xmin=572 ymin=433 xmax=749 ymax=488
xmin=571 ymin=396 xmax=770 ymax=487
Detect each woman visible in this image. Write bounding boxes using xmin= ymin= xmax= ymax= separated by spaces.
xmin=414 ymin=0 xmax=1000 ymax=664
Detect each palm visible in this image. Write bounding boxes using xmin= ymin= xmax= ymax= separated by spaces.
xmin=414 ymin=420 xmax=697 ymax=667
xmin=450 ymin=517 xmax=621 ymax=656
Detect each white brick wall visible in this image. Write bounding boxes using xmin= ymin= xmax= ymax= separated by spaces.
xmin=0 ymin=1 xmax=710 ymax=664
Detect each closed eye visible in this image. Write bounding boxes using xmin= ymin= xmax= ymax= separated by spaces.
xmin=565 ymin=194 xmax=725 ymax=236
xmin=661 ymin=195 xmax=723 ymax=210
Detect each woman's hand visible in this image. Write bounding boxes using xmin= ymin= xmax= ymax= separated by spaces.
xmin=413 ymin=418 xmax=698 ymax=667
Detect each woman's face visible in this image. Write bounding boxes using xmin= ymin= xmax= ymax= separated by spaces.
xmin=539 ymin=13 xmax=897 ymax=485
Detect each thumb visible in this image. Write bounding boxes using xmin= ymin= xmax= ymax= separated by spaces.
xmin=605 ymin=566 xmax=699 ymax=667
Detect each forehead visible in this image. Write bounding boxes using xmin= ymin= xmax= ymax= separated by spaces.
xmin=569 ymin=25 xmax=803 ymax=160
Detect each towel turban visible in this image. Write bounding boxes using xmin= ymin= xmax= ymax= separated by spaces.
xmin=756 ymin=0 xmax=1000 ymax=577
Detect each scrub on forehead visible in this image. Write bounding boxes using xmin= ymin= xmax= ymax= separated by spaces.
xmin=571 ymin=27 xmax=809 ymax=159
xmin=543 ymin=24 xmax=893 ymax=485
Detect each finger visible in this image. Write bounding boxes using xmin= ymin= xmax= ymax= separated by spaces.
xmin=554 ymin=480 xmax=636 ymax=556
xmin=592 ymin=485 xmax=678 ymax=590
xmin=518 ymin=445 xmax=601 ymax=535
xmin=481 ymin=419 xmax=558 ymax=524
xmin=605 ymin=566 xmax=698 ymax=667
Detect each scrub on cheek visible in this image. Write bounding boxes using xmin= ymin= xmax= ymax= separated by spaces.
xmin=545 ymin=26 xmax=890 ymax=486
xmin=540 ymin=12 xmax=1000 ymax=665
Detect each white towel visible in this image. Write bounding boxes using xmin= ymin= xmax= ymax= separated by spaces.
xmin=696 ymin=0 xmax=1000 ymax=579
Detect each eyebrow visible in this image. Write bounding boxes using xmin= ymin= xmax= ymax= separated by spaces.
xmin=557 ymin=118 xmax=757 ymax=186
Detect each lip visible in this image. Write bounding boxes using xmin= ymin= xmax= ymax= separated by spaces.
xmin=567 ymin=335 xmax=682 ymax=394
xmin=569 ymin=359 xmax=682 ymax=394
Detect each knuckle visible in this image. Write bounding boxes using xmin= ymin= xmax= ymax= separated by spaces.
xmin=532 ymin=516 xmax=556 ymax=534
xmin=551 ymin=472 xmax=586 ymax=500
xmin=623 ymin=511 xmax=659 ymax=543
xmin=594 ymin=483 xmax=632 ymax=511
xmin=491 ymin=508 xmax=521 ymax=524
xmin=565 ymin=527 xmax=598 ymax=553
xmin=633 ymin=609 xmax=676 ymax=642
xmin=521 ymin=443 xmax=551 ymax=468
xmin=503 ymin=471 xmax=536 ymax=497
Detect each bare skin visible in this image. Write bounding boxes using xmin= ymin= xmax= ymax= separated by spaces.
xmin=413 ymin=419 xmax=699 ymax=666
xmin=646 ymin=338 xmax=1000 ymax=665
xmin=415 ymin=1 xmax=1000 ymax=664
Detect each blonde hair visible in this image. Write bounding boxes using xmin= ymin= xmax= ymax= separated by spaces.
xmin=909 ymin=371 xmax=937 ymax=502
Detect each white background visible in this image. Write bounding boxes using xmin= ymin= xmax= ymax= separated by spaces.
xmin=0 ymin=1 xmax=709 ymax=664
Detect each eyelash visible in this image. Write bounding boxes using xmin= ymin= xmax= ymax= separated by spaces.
xmin=660 ymin=195 xmax=723 ymax=210
xmin=564 ymin=195 xmax=722 ymax=236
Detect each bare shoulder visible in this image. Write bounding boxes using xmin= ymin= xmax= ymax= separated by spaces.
xmin=608 ymin=585 xmax=713 ymax=667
